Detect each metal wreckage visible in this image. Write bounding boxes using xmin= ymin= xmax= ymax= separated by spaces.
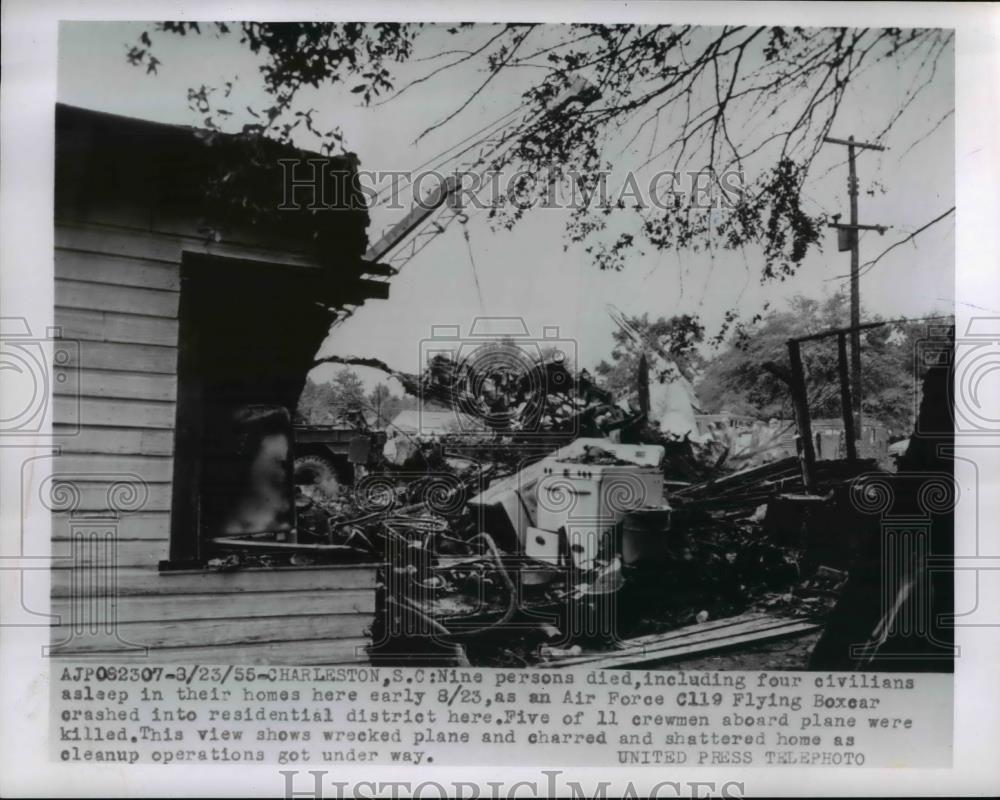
xmin=205 ymin=313 xmax=955 ymax=672
xmin=49 ymin=101 xmax=953 ymax=670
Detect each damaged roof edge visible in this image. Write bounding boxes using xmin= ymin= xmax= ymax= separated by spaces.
xmin=54 ymin=102 xmax=375 ymax=278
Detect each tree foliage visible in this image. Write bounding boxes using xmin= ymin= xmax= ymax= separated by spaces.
xmin=128 ymin=22 xmax=953 ymax=290
xmin=296 ymin=369 xmax=414 ymax=426
xmin=368 ymin=382 xmax=411 ymax=429
xmin=695 ymin=292 xmax=951 ymax=435
xmin=594 ymin=313 xmax=705 ymax=398
xmin=128 ymin=22 xmax=420 ymax=153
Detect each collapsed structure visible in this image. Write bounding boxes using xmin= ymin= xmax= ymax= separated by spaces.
xmin=49 ymin=104 xmax=955 ymax=672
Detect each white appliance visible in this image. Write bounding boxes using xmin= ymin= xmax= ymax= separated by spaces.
xmin=524 ymin=525 xmax=563 ymax=565
xmin=533 ymin=441 xmax=666 ymax=569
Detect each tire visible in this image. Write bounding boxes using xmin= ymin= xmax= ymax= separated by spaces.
xmin=294 ymin=453 xmax=343 ymax=503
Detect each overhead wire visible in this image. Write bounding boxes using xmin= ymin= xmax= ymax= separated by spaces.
xmin=459 ymin=213 xmax=487 ymax=314
xmin=371 ymin=102 xmax=530 ymax=206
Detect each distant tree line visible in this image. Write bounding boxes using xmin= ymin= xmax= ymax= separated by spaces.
xmin=298 ymin=293 xmax=949 ymax=439
xmin=296 ymin=371 xmax=417 ymax=428
xmin=594 ymin=293 xmax=952 ymax=438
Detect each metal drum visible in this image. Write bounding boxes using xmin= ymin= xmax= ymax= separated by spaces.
xmin=621 ymin=507 xmax=672 ymax=566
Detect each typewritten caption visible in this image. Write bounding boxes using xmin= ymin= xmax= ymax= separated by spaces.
xmin=53 ymin=666 xmax=952 ymax=767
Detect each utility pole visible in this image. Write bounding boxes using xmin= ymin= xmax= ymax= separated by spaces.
xmin=822 ymin=135 xmax=888 ymax=454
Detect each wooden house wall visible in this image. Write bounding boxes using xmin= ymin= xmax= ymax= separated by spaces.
xmin=50 ymin=219 xmax=377 ymax=664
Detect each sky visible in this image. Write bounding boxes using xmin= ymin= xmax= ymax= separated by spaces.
xmin=58 ymin=21 xmax=956 ymax=395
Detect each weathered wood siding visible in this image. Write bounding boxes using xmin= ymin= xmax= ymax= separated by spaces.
xmin=53 ymin=223 xmax=181 ymax=572
xmin=50 ymin=220 xmax=376 ymax=664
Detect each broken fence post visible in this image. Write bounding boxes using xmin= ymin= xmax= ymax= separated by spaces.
xmin=837 ymin=332 xmax=859 ymax=461
xmin=786 ymin=338 xmax=817 ymax=492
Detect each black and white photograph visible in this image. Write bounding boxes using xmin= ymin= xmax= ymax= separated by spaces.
xmin=47 ymin=16 xmax=958 ymax=671
xmin=1 ymin=1 xmax=998 ymax=794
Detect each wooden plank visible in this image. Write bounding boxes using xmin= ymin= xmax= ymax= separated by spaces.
xmin=59 ymin=340 xmax=178 ymax=375
xmin=360 ymin=261 xmax=396 ymax=277
xmin=150 ymin=209 xmax=317 ymax=261
xmin=672 ymin=458 xmax=799 ymax=499
xmin=552 ymin=616 xmax=811 ymax=663
xmin=55 ymin=222 xmax=329 ymax=274
xmin=57 ymin=186 xmax=156 ymax=232
xmin=50 ymin=613 xmax=372 ymax=653
xmin=837 ymin=332 xmax=858 ymax=461
xmin=601 ymin=613 xmax=777 ymax=649
xmin=56 ymin=278 xmax=179 ymax=319
xmin=542 ymin=618 xmax=820 ymax=669
xmin=43 ymin=481 xmax=172 ymax=513
xmin=55 ymin=247 xmax=181 ymax=290
xmin=49 ymin=636 xmax=370 ymax=665
xmin=787 ymin=339 xmax=816 ymax=492
xmin=57 ymin=397 xmax=175 ymax=429
xmin=51 ymin=564 xmax=379 ymax=596
xmin=54 ymin=307 xmax=179 ymax=347
xmin=52 ymin=588 xmax=375 ymax=623
xmin=50 ymin=538 xmax=166 ymax=568
xmin=52 ymin=454 xmax=173 ymax=482
xmin=53 ymin=426 xmax=174 ymax=456
xmin=54 ymin=370 xmax=177 ymax=402
xmin=578 ymin=622 xmax=821 ymax=670
xmin=179 ymin=239 xmax=322 ymax=269
xmin=55 ymin=223 xmax=183 ymax=264
xmin=52 ymin=511 xmax=171 ymax=540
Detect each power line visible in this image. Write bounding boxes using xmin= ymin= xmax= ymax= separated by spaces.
xmin=857 ymin=206 xmax=954 ymax=278
xmin=460 ymin=214 xmax=487 ymax=313
xmin=371 ymin=102 xmax=529 ymax=206
xmin=824 ymin=205 xmax=955 ymax=282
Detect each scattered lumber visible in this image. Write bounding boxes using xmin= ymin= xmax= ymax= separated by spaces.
xmin=670 ymin=457 xmax=878 ymax=511
xmin=539 ymin=611 xmax=821 ymax=669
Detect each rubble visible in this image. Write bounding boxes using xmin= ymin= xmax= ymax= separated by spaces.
xmin=311 ymin=353 xmax=629 ymax=454
xmin=204 ymin=345 xmax=882 ymax=668
xmin=215 ymin=423 xmax=864 ymax=665
xmin=208 ymin=425 xmax=866 ymax=666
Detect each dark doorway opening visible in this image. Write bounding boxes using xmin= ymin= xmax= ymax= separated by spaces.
xmin=169 ymin=253 xmax=335 ymax=562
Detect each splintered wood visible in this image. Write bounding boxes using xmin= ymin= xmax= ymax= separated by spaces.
xmin=539 ymin=612 xmax=821 ymax=669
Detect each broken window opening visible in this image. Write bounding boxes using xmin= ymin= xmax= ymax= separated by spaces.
xmin=168 ymin=253 xmax=355 ymax=568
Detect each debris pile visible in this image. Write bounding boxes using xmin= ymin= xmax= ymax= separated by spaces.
xmin=312 ymin=353 xmax=633 ymax=461
xmin=205 ymin=347 xmax=885 ymax=667
xmin=209 ymin=414 xmax=877 ymax=666
xmin=668 ymin=455 xmax=877 ymax=512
